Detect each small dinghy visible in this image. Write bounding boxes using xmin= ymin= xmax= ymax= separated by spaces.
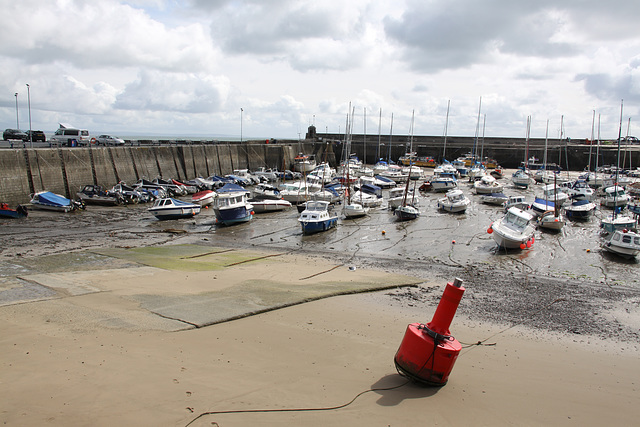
xmin=0 ymin=203 xmax=28 ymax=218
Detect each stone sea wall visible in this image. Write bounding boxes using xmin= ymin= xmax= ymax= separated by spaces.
xmin=0 ymin=142 xmax=324 ymax=205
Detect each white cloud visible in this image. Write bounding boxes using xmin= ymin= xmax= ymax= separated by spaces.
xmin=1 ymin=0 xmax=640 ymax=139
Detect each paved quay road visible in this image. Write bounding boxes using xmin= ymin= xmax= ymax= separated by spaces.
xmin=0 ymin=171 xmax=639 ymax=343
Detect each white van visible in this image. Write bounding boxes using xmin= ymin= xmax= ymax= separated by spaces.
xmin=50 ymin=123 xmax=90 ymax=147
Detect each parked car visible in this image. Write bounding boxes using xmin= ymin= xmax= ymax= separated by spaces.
xmin=3 ymin=129 xmax=28 ymax=141
xmin=50 ymin=125 xmax=90 ymax=147
xmin=94 ymin=135 xmax=125 ymax=146
xmin=26 ymin=130 xmax=46 ymax=142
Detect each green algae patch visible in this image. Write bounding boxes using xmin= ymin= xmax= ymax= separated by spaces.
xmin=1 ymin=252 xmax=137 ymax=276
xmin=132 ymin=273 xmax=424 ymax=327
xmin=93 ymin=245 xmax=279 ymax=271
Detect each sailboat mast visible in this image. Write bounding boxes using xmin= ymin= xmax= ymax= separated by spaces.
xmin=473 ymin=96 xmax=482 ymax=160
xmin=443 ymin=99 xmax=450 ymax=161
xmin=611 ymin=100 xmax=624 ymax=221
xmin=388 ymin=113 xmax=394 ymax=162
xmin=409 ymin=109 xmax=415 ymax=153
xmin=595 ymin=114 xmax=601 ymax=186
xmin=480 ymin=114 xmax=486 ymax=163
xmin=363 ymin=107 xmax=367 ymax=166
xmin=543 ymin=119 xmax=549 ymax=170
xmin=588 ymin=110 xmax=595 ymax=172
xmin=525 ymin=115 xmax=531 ymax=167
xmin=377 ymin=108 xmax=382 ymax=162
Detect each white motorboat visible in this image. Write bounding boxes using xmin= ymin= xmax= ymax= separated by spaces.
xmin=248 ymin=196 xmax=292 ymax=213
xmin=474 ymin=175 xmax=503 ymax=194
xmin=530 ymin=197 xmax=557 ymax=217
xmin=298 ymin=200 xmax=338 ymax=234
xmin=564 ymin=199 xmax=596 ymax=220
xmin=503 ymin=195 xmax=529 ymax=212
xmin=343 ymin=202 xmax=369 ymax=218
xmin=511 ymin=169 xmax=531 ymax=188
xmin=538 ymin=184 xmax=569 ymax=206
xmin=560 ymin=180 xmax=594 ymax=201
xmin=437 ymin=189 xmax=470 ymax=213
xmin=212 ymin=184 xmax=254 ymax=225
xmin=148 ymin=197 xmax=201 ymax=220
xmin=488 ymin=207 xmax=536 ymax=249
xmin=351 ymin=190 xmax=383 ymax=208
xmin=601 ymin=185 xmax=630 ymax=208
xmin=430 ymin=174 xmax=458 ymax=192
xmin=479 ymin=192 xmax=508 ymax=206
xmin=601 ymin=229 xmax=640 ymax=258
xmin=600 ymin=213 xmax=637 ymax=233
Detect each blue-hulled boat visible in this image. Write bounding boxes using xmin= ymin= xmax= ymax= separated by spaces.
xmin=148 ymin=197 xmax=201 ymax=220
xmin=564 ymin=199 xmax=596 ymax=220
xmin=298 ymin=200 xmax=338 ymax=234
xmin=0 ymin=203 xmax=28 ymax=218
xmin=213 ymin=183 xmax=254 ymax=225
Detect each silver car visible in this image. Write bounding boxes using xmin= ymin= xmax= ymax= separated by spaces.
xmin=95 ymin=135 xmax=125 ymax=146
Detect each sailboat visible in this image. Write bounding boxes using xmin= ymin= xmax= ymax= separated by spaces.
xmin=512 ymin=116 xmax=532 ymax=188
xmin=537 ymin=172 xmax=565 ymax=231
xmin=343 ymin=106 xmax=369 ymax=219
xmin=600 ymin=100 xmax=640 ymax=257
xmin=394 ymin=113 xmax=420 ymax=221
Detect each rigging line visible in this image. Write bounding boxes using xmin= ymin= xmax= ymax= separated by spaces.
xmin=184 ymin=380 xmax=411 ymax=427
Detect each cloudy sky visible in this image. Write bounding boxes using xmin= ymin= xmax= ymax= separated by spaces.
xmin=1 ymin=0 xmax=639 ymax=140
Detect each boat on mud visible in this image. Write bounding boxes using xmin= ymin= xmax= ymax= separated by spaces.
xmin=30 ymin=191 xmax=84 ymax=212
xmin=148 ymin=197 xmax=201 ymax=220
xmin=212 ymin=183 xmax=254 ymax=225
xmin=488 ymin=207 xmax=536 ymax=250
xmin=298 ymin=200 xmax=338 ymax=234
xmin=0 ymin=203 xmax=28 ymax=219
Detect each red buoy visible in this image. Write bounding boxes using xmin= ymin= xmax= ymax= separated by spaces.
xmin=394 ymin=278 xmax=465 ymax=386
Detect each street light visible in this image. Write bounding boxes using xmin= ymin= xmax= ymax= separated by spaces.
xmin=14 ymin=93 xmax=19 ymax=129
xmin=240 ymin=107 xmax=243 ymax=142
xmin=26 ymin=84 xmax=32 ymax=147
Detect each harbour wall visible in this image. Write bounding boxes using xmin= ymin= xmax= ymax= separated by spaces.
xmin=0 ymin=142 xmax=334 ymax=205
xmin=321 ymin=133 xmax=639 ymax=172
xmin=1 ymin=135 xmax=638 ymax=205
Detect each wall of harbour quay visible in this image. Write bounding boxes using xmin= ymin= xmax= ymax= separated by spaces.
xmin=0 ymin=142 xmax=315 ymax=205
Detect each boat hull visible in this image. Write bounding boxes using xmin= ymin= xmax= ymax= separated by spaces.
xmin=0 ymin=204 xmax=28 ymax=218
xmin=214 ymin=206 xmax=254 ymax=225
xmin=299 ymin=217 xmax=338 ymax=234
xmin=394 ymin=205 xmax=420 ymax=221
xmin=149 ymin=206 xmax=200 ymax=220
xmin=250 ymin=199 xmax=291 ymax=213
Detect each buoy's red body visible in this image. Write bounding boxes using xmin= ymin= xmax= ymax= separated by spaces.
xmin=394 ymin=278 xmax=465 ymax=386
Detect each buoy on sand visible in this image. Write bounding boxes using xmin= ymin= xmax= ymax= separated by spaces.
xmin=394 ymin=278 xmax=465 ymax=386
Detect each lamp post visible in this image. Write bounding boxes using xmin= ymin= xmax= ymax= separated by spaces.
xmin=14 ymin=93 xmax=19 ymax=129
xmin=26 ymin=84 xmax=32 ymax=147
xmin=240 ymin=107 xmax=243 ymax=142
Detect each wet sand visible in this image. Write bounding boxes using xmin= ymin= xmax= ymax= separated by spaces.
xmin=1 ymin=170 xmax=640 ymax=425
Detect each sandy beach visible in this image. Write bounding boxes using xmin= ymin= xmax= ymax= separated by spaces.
xmin=1 ymin=241 xmax=639 ymax=426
